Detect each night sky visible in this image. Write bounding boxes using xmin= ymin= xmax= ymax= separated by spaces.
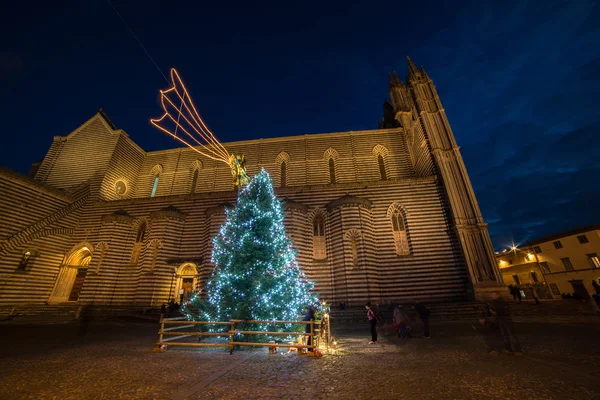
xmin=2 ymin=0 xmax=599 ymax=250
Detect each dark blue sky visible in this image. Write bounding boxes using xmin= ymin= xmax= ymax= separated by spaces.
xmin=2 ymin=0 xmax=599 ymax=250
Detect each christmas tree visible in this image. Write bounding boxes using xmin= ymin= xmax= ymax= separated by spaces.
xmin=184 ymin=169 xmax=317 ymax=335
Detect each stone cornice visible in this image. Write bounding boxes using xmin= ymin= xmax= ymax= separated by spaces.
xmin=150 ymin=205 xmax=186 ymax=221
xmin=282 ymin=198 xmax=308 ymax=213
xmin=326 ymin=194 xmax=372 ymax=211
xmin=102 ymin=209 xmax=134 ymax=224
xmin=89 ymin=177 xmax=438 ymax=208
xmin=205 ymin=203 xmax=234 ymax=217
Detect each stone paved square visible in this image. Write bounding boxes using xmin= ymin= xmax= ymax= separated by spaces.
xmin=0 ymin=316 xmax=599 ymax=399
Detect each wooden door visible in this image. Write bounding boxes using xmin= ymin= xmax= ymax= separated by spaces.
xmin=68 ymin=268 xmax=88 ymax=301
xmin=182 ymin=278 xmax=194 ymax=299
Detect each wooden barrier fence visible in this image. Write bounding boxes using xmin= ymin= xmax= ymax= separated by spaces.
xmin=156 ymin=315 xmax=319 ymax=354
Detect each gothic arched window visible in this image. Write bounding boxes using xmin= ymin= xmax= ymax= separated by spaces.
xmin=150 ymin=176 xmax=159 ymax=197
xmin=136 ymin=222 xmax=147 ymax=243
xmin=389 ymin=207 xmax=409 ymax=255
xmin=131 ymin=222 xmax=147 ymax=264
xmin=328 ymin=158 xmax=336 ymax=184
xmin=280 ymin=161 xmax=287 ymax=188
xmin=378 ymin=154 xmax=387 ymax=180
xmin=312 ymin=214 xmax=326 ymax=260
xmin=150 ymin=165 xmax=163 ymax=198
xmin=191 ymin=169 xmax=199 ymax=193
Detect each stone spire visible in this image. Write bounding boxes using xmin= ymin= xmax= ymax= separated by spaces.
xmin=407 ymin=56 xmax=419 ymax=78
xmin=388 ymin=71 xmax=404 ymax=88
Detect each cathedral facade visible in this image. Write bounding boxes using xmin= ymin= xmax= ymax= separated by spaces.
xmin=0 ymin=59 xmax=503 ymax=309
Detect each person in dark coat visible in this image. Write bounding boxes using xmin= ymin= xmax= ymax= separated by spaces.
xmin=515 ymin=285 xmax=522 ymax=303
xmin=303 ymin=305 xmax=316 ymax=349
xmin=412 ymin=300 xmax=431 ymax=338
xmin=489 ymin=292 xmax=522 ymax=354
xmin=508 ymin=284 xmax=517 ymax=301
xmin=393 ymin=305 xmax=411 ymax=338
xmin=365 ymin=302 xmax=378 ymax=344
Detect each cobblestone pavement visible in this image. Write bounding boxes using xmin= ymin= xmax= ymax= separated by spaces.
xmin=0 ymin=316 xmax=599 ymax=400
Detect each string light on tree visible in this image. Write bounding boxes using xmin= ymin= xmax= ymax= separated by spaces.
xmin=182 ymin=169 xmax=318 ymax=338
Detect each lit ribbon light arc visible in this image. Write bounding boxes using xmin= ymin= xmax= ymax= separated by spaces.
xmin=151 ymin=68 xmax=249 ymax=186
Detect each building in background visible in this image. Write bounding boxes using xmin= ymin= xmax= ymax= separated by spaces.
xmin=0 ymin=59 xmax=504 ymax=309
xmin=496 ymin=225 xmax=600 ymax=300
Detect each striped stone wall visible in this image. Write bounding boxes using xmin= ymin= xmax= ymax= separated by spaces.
xmin=8 ymin=175 xmax=465 ymax=307
xmin=0 ymin=168 xmax=86 ymax=306
xmin=38 ymin=116 xmax=120 ymax=192
xmin=0 ymin=111 xmax=474 ymax=308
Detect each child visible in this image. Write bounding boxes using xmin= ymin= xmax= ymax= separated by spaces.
xmin=472 ymin=316 xmax=503 ymax=354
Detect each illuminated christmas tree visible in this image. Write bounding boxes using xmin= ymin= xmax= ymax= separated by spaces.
xmin=184 ymin=169 xmax=317 ymax=333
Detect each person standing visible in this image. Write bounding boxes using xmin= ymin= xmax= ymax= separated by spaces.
xmin=489 ymin=292 xmax=522 ymax=354
xmin=412 ymin=301 xmax=431 ymax=338
xmin=365 ymin=302 xmax=378 ymax=344
xmin=393 ymin=305 xmax=411 ymax=338
xmin=508 ymin=284 xmax=517 ymax=301
xmin=515 ymin=285 xmax=522 ymax=303
xmin=303 ymin=305 xmax=316 ymax=350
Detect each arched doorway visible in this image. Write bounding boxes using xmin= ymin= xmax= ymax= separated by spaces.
xmin=48 ymin=244 xmax=93 ymax=303
xmin=173 ymin=263 xmax=198 ymax=303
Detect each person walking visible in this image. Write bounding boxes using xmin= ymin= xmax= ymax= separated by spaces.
xmin=515 ymin=285 xmax=523 ymax=303
xmin=412 ymin=300 xmax=431 ymax=338
xmin=393 ymin=305 xmax=411 ymax=338
xmin=365 ymin=302 xmax=378 ymax=344
xmin=472 ymin=315 xmax=503 ymax=354
xmin=489 ymin=292 xmax=522 ymax=355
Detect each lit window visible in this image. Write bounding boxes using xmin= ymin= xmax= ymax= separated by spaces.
xmin=150 ymin=176 xmax=159 ymax=197
xmin=587 ymin=253 xmax=600 ymax=268
xmin=577 ymin=235 xmax=589 ymax=244
xmin=560 ymin=257 xmax=574 ymax=271
xmin=553 ymin=240 xmax=563 ymax=249
xmin=18 ymin=251 xmax=31 ymax=270
xmin=377 ymin=154 xmax=387 ymax=180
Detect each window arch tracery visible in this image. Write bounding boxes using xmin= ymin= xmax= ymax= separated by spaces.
xmin=387 ymin=203 xmax=410 ymax=255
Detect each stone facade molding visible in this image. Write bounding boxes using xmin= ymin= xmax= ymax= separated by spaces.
xmin=205 ymin=203 xmax=233 ymax=217
xmin=150 ymin=205 xmax=186 ymax=221
xmin=326 ymin=194 xmax=372 ymax=211
xmin=102 ymin=209 xmax=135 ymax=224
xmin=282 ymin=198 xmax=308 ymax=213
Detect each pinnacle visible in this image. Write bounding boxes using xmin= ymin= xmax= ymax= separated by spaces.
xmin=407 ymin=56 xmax=419 ymax=76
